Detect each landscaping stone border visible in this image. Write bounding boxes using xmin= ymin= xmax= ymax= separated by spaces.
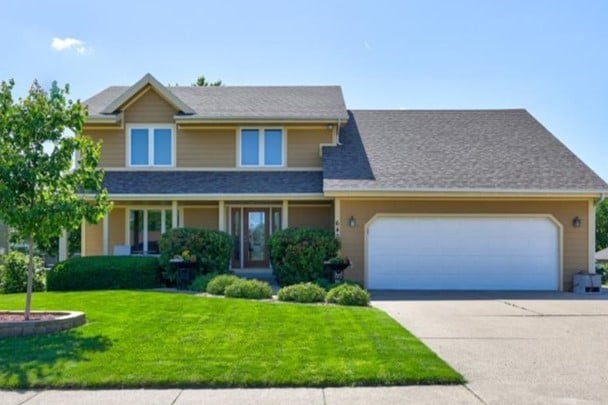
xmin=0 ymin=311 xmax=85 ymax=337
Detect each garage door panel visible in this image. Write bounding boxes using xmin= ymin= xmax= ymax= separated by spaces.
xmin=367 ymin=216 xmax=559 ymax=291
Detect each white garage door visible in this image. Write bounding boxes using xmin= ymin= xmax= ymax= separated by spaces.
xmin=367 ymin=216 xmax=560 ymax=290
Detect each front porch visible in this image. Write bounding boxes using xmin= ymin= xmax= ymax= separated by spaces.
xmin=73 ymin=199 xmax=334 ymax=270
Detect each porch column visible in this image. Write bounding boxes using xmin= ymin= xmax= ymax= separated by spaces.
xmin=218 ymin=200 xmax=225 ymax=231
xmin=102 ymin=214 xmax=109 ymax=255
xmin=80 ymin=219 xmax=86 ymax=257
xmin=334 ymin=199 xmax=341 ymax=237
xmin=58 ymin=229 xmax=68 ymax=261
xmin=171 ymin=200 xmax=178 ymax=228
xmin=281 ymin=200 xmax=289 ymax=229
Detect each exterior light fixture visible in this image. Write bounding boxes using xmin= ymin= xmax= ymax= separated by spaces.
xmin=572 ymin=216 xmax=582 ymax=228
xmin=327 ymin=124 xmax=334 ymax=130
xmin=348 ymin=216 xmax=356 ymax=227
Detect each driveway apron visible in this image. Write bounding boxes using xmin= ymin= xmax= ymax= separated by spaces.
xmin=372 ymin=291 xmax=608 ymax=405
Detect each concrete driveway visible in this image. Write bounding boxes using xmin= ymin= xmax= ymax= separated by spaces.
xmin=372 ymin=291 xmax=608 ymax=405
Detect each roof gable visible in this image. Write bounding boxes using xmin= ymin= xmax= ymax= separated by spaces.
xmin=101 ymin=73 xmax=195 ymax=115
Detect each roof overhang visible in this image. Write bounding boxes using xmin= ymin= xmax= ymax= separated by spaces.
xmin=175 ymin=116 xmax=348 ymax=124
xmin=101 ymin=73 xmax=195 ymax=115
xmin=84 ymin=193 xmax=327 ymax=201
xmin=323 ymin=188 xmax=608 ymax=200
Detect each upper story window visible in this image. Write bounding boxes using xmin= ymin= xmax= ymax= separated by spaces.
xmin=127 ymin=125 xmax=174 ymax=167
xmin=239 ymin=128 xmax=284 ymax=167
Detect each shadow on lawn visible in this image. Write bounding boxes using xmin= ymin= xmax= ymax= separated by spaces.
xmin=0 ymin=330 xmax=112 ymax=388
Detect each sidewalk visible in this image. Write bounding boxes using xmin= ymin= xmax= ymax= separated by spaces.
xmin=2 ymin=386 xmax=480 ymax=405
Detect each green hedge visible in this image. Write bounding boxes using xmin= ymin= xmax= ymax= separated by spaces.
xmin=277 ymin=282 xmax=326 ymax=303
xmin=0 ymin=251 xmax=46 ymax=294
xmin=326 ymin=283 xmax=370 ymax=306
xmin=224 ymin=279 xmax=273 ymax=300
xmin=159 ymin=228 xmax=232 ymax=281
xmin=269 ymin=227 xmax=340 ymax=286
xmin=47 ymin=256 xmax=161 ymax=291
xmin=206 ymin=274 xmax=240 ymax=295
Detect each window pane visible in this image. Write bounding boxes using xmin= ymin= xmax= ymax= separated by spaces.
xmin=264 ymin=130 xmax=283 ymax=165
xmin=154 ymin=129 xmax=172 ymax=165
xmin=241 ymin=129 xmax=259 ymax=165
xmin=131 ymin=129 xmax=149 ymax=165
xmin=148 ymin=210 xmax=162 ymax=254
xmin=129 ymin=210 xmax=144 ymax=254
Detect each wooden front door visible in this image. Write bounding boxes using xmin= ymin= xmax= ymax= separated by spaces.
xmin=243 ymin=208 xmax=270 ymax=268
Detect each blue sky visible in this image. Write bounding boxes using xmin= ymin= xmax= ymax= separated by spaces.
xmin=1 ymin=0 xmax=607 ymax=180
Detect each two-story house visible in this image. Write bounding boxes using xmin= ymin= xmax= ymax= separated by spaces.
xmin=78 ymin=73 xmax=607 ymax=291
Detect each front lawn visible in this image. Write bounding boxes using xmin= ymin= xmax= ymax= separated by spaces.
xmin=0 ymin=291 xmax=463 ymax=388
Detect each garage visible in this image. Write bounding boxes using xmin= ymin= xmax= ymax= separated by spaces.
xmin=367 ymin=215 xmax=560 ymax=290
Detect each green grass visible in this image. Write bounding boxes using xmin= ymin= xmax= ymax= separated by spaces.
xmin=0 ymin=291 xmax=463 ymax=388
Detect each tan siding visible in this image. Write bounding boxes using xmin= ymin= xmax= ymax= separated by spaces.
xmin=184 ymin=208 xmax=218 ymax=229
xmin=124 ymin=88 xmax=177 ymax=123
xmin=84 ymin=221 xmax=103 ymax=256
xmin=338 ymin=199 xmax=589 ymax=291
xmin=288 ymin=205 xmax=333 ymax=231
xmin=287 ymin=128 xmax=333 ymax=167
xmin=177 ymin=128 xmax=236 ymax=167
xmin=85 ymin=129 xmax=125 ymax=167
xmin=109 ymin=208 xmax=125 ymax=254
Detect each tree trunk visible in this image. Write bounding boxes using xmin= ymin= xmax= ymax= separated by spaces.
xmin=24 ymin=235 xmax=34 ymax=321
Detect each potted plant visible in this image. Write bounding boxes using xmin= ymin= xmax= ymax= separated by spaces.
xmin=324 ymin=256 xmax=350 ymax=272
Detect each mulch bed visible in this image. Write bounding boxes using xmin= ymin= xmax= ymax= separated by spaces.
xmin=0 ymin=313 xmax=57 ymax=322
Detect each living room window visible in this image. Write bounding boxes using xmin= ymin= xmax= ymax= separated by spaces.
xmin=129 ymin=208 xmax=176 ymax=254
xmin=239 ymin=128 xmax=284 ymax=167
xmin=128 ymin=125 xmax=174 ymax=167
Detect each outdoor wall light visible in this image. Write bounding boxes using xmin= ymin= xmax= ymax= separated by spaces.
xmin=572 ymin=216 xmax=582 ymax=228
xmin=348 ymin=216 xmax=356 ymax=227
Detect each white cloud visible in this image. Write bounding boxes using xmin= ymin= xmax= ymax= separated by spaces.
xmin=363 ymin=41 xmax=372 ymax=50
xmin=51 ymin=37 xmax=91 ymax=54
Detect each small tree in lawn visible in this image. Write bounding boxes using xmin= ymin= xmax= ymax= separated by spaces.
xmin=0 ymin=79 xmax=110 ymax=320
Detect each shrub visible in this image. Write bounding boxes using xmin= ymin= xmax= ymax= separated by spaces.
xmin=190 ymin=272 xmax=219 ymax=292
xmin=269 ymin=227 xmax=340 ymax=286
xmin=159 ymin=228 xmax=232 ymax=281
xmin=326 ymin=283 xmax=370 ymax=306
xmin=224 ymin=279 xmax=273 ymax=300
xmin=277 ymin=282 xmax=326 ymax=303
xmin=0 ymin=251 xmax=46 ymax=294
xmin=315 ymin=278 xmax=363 ymax=291
xmin=206 ymin=274 xmax=240 ymax=295
xmin=47 ymin=256 xmax=160 ymax=291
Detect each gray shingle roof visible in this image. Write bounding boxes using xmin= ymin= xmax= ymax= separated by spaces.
xmin=85 ymin=85 xmax=348 ymax=121
xmin=324 ymin=110 xmax=608 ymax=192
xmin=102 ymin=171 xmax=323 ymax=195
xmin=595 ymin=248 xmax=608 ymax=262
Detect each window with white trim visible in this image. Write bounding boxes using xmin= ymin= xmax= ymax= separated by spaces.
xmin=129 ymin=208 xmax=177 ymax=254
xmin=128 ymin=125 xmax=174 ymax=167
xmin=239 ymin=128 xmax=284 ymax=167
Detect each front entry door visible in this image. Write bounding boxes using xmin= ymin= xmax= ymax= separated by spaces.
xmin=244 ymin=208 xmax=270 ymax=268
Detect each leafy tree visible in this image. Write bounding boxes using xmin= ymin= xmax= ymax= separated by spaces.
xmin=597 ymin=199 xmax=608 ymax=251
xmin=193 ymin=75 xmax=223 ymax=87
xmin=0 ymin=79 xmax=110 ymax=319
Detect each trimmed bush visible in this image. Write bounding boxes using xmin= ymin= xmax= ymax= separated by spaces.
xmin=190 ymin=272 xmax=219 ymax=292
xmin=47 ymin=256 xmax=160 ymax=291
xmin=326 ymin=283 xmax=370 ymax=306
xmin=224 ymin=279 xmax=273 ymax=300
xmin=0 ymin=251 xmax=46 ymax=294
xmin=277 ymin=282 xmax=326 ymax=303
xmin=269 ymin=227 xmax=340 ymax=286
xmin=315 ymin=278 xmax=363 ymax=292
xmin=206 ymin=274 xmax=240 ymax=295
xmin=159 ymin=228 xmax=232 ymax=281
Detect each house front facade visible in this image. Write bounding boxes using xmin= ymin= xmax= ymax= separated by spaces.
xmin=77 ymin=73 xmax=608 ymax=291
